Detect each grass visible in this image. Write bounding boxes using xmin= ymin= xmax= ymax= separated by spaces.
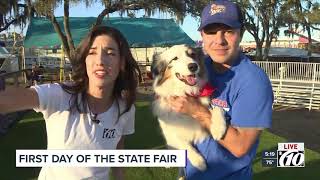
xmin=0 ymin=100 xmax=319 ymax=180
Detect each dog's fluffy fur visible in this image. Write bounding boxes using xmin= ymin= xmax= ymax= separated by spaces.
xmin=152 ymin=45 xmax=227 ymax=171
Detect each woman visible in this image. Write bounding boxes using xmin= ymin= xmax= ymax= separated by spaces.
xmin=0 ymin=26 xmax=141 ymax=180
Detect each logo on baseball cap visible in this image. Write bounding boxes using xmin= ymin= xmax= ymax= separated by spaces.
xmin=198 ymin=0 xmax=243 ymax=31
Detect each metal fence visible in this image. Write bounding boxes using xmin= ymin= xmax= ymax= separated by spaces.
xmin=254 ymin=61 xmax=320 ymax=110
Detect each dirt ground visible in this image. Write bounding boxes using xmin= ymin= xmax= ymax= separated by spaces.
xmin=137 ymin=87 xmax=320 ymax=153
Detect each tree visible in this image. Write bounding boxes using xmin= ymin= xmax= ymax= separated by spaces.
xmin=238 ymin=0 xmax=284 ymax=60
xmin=0 ymin=0 xmax=34 ymax=33
xmin=281 ymin=0 xmax=320 ymax=56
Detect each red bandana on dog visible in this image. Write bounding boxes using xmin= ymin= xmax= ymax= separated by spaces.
xmin=199 ymin=83 xmax=216 ymax=97
xmin=188 ymin=83 xmax=216 ymax=97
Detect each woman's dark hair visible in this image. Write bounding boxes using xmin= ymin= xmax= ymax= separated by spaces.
xmin=61 ymin=25 xmax=141 ymax=116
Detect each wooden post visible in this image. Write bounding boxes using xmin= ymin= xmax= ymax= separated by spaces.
xmin=60 ymin=45 xmax=65 ymax=82
xmin=145 ymin=47 xmax=148 ymax=65
xmin=309 ymin=63 xmax=317 ymax=111
xmin=22 ymin=46 xmax=26 ymax=84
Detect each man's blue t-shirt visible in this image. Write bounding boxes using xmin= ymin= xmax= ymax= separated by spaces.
xmin=185 ymin=53 xmax=274 ymax=180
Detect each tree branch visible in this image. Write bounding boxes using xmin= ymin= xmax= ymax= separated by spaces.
xmin=244 ymin=12 xmax=259 ymax=42
xmin=310 ymin=24 xmax=320 ymax=31
xmin=47 ymin=13 xmax=70 ymax=59
xmin=63 ymin=0 xmax=75 ymax=55
xmin=95 ymin=2 xmax=148 ymax=26
xmin=0 ymin=18 xmax=16 ymax=32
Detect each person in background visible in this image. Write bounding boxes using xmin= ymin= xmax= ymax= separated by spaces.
xmin=31 ymin=65 xmax=41 ymax=85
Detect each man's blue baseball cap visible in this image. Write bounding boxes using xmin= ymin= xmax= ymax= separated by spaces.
xmin=198 ymin=0 xmax=243 ymax=31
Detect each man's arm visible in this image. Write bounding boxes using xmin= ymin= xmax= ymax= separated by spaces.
xmin=218 ymin=126 xmax=262 ymax=158
xmin=166 ymin=96 xmax=262 ymax=158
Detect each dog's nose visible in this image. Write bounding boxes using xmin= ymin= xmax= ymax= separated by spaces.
xmin=188 ymin=63 xmax=198 ymax=72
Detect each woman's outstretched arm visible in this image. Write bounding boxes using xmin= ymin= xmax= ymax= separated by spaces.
xmin=0 ymin=87 xmax=39 ymax=114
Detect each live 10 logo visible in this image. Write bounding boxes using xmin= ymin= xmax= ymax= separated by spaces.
xmin=277 ymin=142 xmax=305 ymax=167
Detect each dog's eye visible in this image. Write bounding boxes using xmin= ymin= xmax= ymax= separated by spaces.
xmin=172 ymin=57 xmax=178 ymax=61
xmin=168 ymin=57 xmax=178 ymax=64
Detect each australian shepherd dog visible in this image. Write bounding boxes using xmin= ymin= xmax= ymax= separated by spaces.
xmin=151 ymin=45 xmax=227 ymax=173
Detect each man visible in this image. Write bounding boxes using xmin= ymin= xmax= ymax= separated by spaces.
xmin=166 ymin=0 xmax=274 ymax=179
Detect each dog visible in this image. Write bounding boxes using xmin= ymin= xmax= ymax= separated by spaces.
xmin=151 ymin=44 xmax=227 ymax=173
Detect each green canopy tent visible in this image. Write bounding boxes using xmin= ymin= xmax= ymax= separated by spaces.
xmin=24 ymin=17 xmax=195 ymax=48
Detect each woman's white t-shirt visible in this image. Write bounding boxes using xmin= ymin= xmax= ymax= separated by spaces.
xmin=32 ymin=83 xmax=135 ymax=180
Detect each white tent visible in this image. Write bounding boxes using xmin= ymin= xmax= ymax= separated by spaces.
xmin=246 ymin=47 xmax=320 ymax=58
xmin=0 ymin=46 xmax=19 ymax=72
xmin=267 ymin=47 xmax=320 ymax=58
xmin=0 ymin=46 xmax=10 ymax=58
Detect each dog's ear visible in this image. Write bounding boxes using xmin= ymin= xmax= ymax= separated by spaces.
xmin=184 ymin=46 xmax=204 ymax=61
xmin=194 ymin=47 xmax=207 ymax=78
xmin=192 ymin=47 xmax=205 ymax=61
xmin=151 ymin=53 xmax=165 ymax=77
xmin=151 ymin=53 xmax=168 ymax=86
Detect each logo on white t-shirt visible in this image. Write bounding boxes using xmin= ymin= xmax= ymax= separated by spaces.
xmin=102 ymin=128 xmax=116 ymax=139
